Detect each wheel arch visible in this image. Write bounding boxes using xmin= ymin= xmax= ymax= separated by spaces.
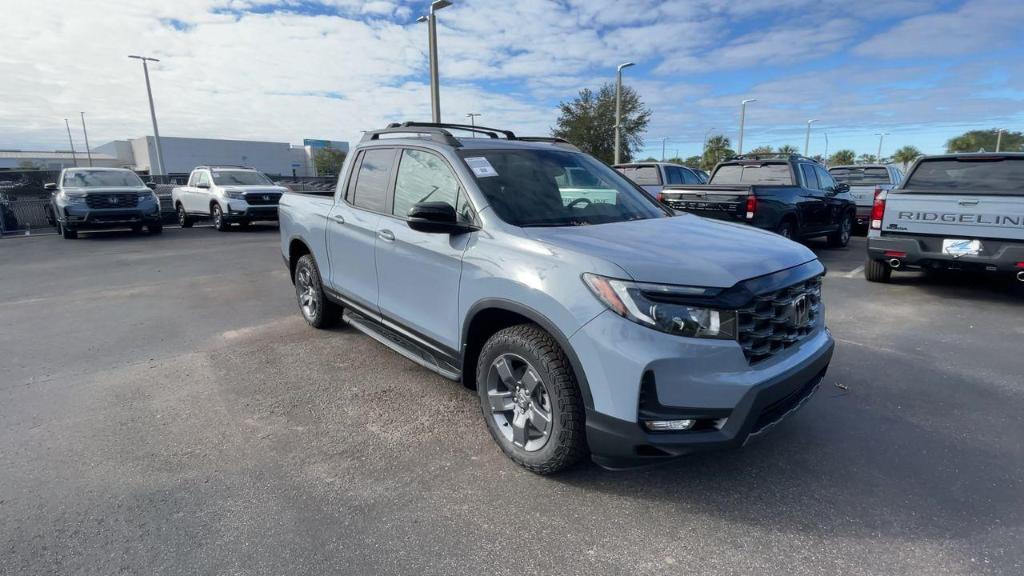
xmin=287 ymin=236 xmax=313 ymax=283
xmin=461 ymin=299 xmax=594 ymax=409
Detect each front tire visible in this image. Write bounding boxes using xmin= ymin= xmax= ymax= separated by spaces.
xmin=477 ymin=324 xmax=586 ymax=474
xmin=294 ymin=254 xmax=339 ymax=328
xmin=865 ymin=258 xmax=892 ymax=283
xmin=177 ymin=204 xmax=194 ymax=228
xmin=212 ymin=204 xmax=230 ymax=231
xmin=59 ymin=221 xmax=77 ymax=239
xmin=776 ymin=219 xmax=796 ymax=240
xmin=828 ymin=212 xmax=853 ymax=248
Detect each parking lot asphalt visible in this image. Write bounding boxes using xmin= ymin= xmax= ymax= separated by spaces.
xmin=1 ymin=227 xmax=1022 ymax=576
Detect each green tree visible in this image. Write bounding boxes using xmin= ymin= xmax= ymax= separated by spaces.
xmin=552 ymin=83 xmax=652 ymax=164
xmin=829 ymin=149 xmax=856 ymax=166
xmin=892 ymin=145 xmax=922 ymax=169
xmin=748 ymin=145 xmax=774 ymax=155
xmin=703 ymin=135 xmax=735 ymax=171
xmin=641 ymin=156 xmax=658 ymax=162
xmin=313 ymin=147 xmax=347 ymax=176
xmin=858 ymin=153 xmax=878 ymax=164
xmin=777 ymin=144 xmax=799 ymax=155
xmin=665 ymin=157 xmax=684 ymax=165
xmin=683 ymin=156 xmax=703 ymax=169
xmin=946 ymin=129 xmax=1023 ymax=153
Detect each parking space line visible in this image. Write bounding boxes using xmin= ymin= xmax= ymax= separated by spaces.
xmin=843 ymin=265 xmax=864 ymax=278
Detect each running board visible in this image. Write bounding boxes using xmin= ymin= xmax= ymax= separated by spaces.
xmin=342 ymin=309 xmax=461 ymax=381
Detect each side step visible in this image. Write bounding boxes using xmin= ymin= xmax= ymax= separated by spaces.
xmin=342 ymin=309 xmax=461 ymax=381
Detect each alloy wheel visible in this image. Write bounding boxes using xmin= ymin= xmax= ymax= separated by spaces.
xmin=841 ymin=216 xmax=851 ymax=244
xmin=296 ymin=266 xmax=318 ymax=321
xmin=485 ymin=353 xmax=553 ymax=452
xmin=213 ymin=206 xmax=222 ymax=228
xmin=178 ymin=206 xmax=187 ymax=226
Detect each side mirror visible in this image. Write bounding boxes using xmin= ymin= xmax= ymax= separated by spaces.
xmin=407 ymin=202 xmax=472 ymax=234
xmin=145 ymin=182 xmax=157 ymax=190
xmin=835 ymin=183 xmax=850 ymax=194
xmin=197 ymin=182 xmax=210 ymax=189
xmin=44 ymin=183 xmax=58 ymax=191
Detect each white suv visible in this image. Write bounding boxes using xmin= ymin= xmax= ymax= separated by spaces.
xmin=171 ymin=166 xmax=288 ymax=231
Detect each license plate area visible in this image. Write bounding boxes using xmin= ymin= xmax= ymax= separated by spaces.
xmin=942 ymin=238 xmax=981 ymax=257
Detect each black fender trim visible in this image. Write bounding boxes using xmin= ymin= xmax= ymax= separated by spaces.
xmin=462 ymin=298 xmax=594 ymax=409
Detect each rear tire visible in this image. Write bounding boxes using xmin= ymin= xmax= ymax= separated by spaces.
xmin=828 ymin=212 xmax=854 ymax=248
xmin=864 ymin=258 xmax=892 ymax=283
xmin=177 ymin=204 xmax=194 ymax=228
xmin=212 ymin=204 xmax=230 ymax=231
xmin=294 ymin=254 xmax=339 ymax=328
xmin=776 ymin=219 xmax=796 ymax=240
xmin=477 ymin=324 xmax=587 ymax=475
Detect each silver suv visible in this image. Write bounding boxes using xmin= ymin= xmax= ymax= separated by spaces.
xmin=279 ymin=122 xmax=835 ymax=473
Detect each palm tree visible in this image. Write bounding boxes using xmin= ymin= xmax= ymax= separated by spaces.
xmin=829 ymin=149 xmax=856 ymax=166
xmin=748 ymin=145 xmax=774 ymax=155
xmin=777 ymin=144 xmax=799 ymax=155
xmin=703 ymin=135 xmax=735 ymax=171
xmin=892 ymin=145 xmax=922 ymax=170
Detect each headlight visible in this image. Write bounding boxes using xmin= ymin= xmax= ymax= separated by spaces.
xmin=225 ymin=189 xmax=245 ymax=199
xmin=582 ymin=273 xmax=737 ymax=340
xmin=61 ymin=192 xmax=86 ymax=204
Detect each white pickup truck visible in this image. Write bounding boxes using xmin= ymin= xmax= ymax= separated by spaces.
xmin=828 ymin=164 xmax=903 ymax=229
xmin=171 ymin=165 xmax=288 ymax=231
xmin=865 ymin=153 xmax=1024 ymax=283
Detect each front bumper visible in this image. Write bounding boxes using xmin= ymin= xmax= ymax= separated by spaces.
xmin=61 ymin=205 xmax=162 ymax=230
xmin=570 ymin=309 xmax=834 ymax=469
xmin=225 ymin=200 xmax=279 ymax=221
xmin=867 ymin=234 xmax=1024 ymax=272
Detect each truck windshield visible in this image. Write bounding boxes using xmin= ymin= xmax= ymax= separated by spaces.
xmin=711 ymin=163 xmax=793 ymax=185
xmin=212 ymin=170 xmax=273 ymax=186
xmin=829 ymin=167 xmax=890 ymax=185
xmin=62 ymin=170 xmax=144 ymax=188
xmin=459 ymin=149 xmax=668 ymax=227
xmin=902 ymin=157 xmax=1024 ymax=195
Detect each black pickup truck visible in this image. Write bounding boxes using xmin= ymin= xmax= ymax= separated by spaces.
xmin=659 ymin=154 xmax=857 ymax=246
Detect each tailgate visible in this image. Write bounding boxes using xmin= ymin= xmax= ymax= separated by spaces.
xmin=659 ymin=185 xmax=749 ymax=221
xmin=882 ymin=193 xmax=1024 ymax=241
xmin=849 ymin=185 xmax=882 ymax=208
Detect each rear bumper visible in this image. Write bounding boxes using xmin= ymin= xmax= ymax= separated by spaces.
xmin=867 ymin=234 xmax=1024 ymax=272
xmin=854 ymin=206 xmax=872 ymax=225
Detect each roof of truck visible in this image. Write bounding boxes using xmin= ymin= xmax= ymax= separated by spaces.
xmin=915 ymin=152 xmax=1024 ymax=160
xmin=359 ymin=122 xmax=581 ymax=153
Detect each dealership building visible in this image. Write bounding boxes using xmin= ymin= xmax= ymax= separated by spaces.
xmin=1 ymin=136 xmax=348 ymax=177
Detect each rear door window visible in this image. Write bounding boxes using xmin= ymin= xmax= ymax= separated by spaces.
xmin=351 ymin=148 xmax=397 ymax=212
xmin=800 ymin=164 xmax=819 ymax=190
xmin=665 ymin=166 xmax=684 ymax=185
xmin=680 ymin=168 xmax=701 ymax=184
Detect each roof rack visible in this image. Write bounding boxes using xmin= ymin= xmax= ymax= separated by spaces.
xmin=515 ymin=136 xmax=580 ymax=151
xmin=728 ymin=153 xmax=815 ymax=162
xmin=361 ymin=122 xmax=582 ymax=150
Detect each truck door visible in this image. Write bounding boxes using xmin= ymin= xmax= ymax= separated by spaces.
xmin=375 ymin=148 xmax=471 ymax=356
xmin=325 ymin=148 xmax=394 ymax=314
xmin=798 ymin=163 xmax=828 ymax=232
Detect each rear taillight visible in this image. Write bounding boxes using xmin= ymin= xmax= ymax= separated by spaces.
xmin=870 ymin=189 xmax=887 ymax=230
xmin=745 ymin=195 xmax=757 ymax=220
xmin=656 ymin=192 xmax=664 ymax=202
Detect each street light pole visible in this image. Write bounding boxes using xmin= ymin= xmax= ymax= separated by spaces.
xmin=823 ymin=131 xmax=829 ymax=160
xmin=996 ymin=128 xmax=1005 ymax=152
xmin=875 ymin=132 xmax=889 ymax=161
xmin=738 ymin=99 xmax=756 ymax=154
xmin=64 ymin=118 xmax=78 ymax=168
xmin=129 ymin=55 xmax=166 ymax=176
xmin=804 ymin=119 xmax=818 ymax=156
xmin=614 ymin=61 xmax=635 ymax=165
xmin=417 ymin=1 xmax=452 ymax=123
xmin=466 ymin=112 xmax=480 ymax=134
xmin=661 ymin=138 xmax=666 ymax=162
xmin=80 ymin=112 xmax=93 ymax=167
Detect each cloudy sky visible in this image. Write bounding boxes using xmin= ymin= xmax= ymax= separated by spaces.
xmin=3 ymin=0 xmax=1022 ymax=159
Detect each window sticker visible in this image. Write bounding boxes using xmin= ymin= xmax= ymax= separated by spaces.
xmin=464 ymin=157 xmax=499 ymax=178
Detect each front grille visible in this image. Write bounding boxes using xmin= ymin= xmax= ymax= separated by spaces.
xmin=244 ymin=193 xmax=281 ymax=206
xmin=737 ymin=275 xmax=822 ymax=364
xmin=85 ymin=193 xmax=139 ymax=209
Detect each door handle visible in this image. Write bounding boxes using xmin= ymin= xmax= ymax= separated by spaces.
xmin=958 ymin=199 xmax=979 ymax=206
xmin=377 ymin=229 xmax=395 ymax=242
xmin=332 ymin=214 xmax=345 ymax=224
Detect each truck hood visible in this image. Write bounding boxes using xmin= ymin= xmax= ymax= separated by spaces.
xmin=525 ymin=214 xmax=818 ymax=288
xmin=63 ymin=187 xmax=149 ymax=194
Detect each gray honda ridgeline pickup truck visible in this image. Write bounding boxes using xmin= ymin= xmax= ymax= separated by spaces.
xmin=279 ymin=122 xmax=835 ymax=473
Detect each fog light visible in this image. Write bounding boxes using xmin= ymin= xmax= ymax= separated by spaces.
xmin=644 ymin=419 xmax=695 ymax=431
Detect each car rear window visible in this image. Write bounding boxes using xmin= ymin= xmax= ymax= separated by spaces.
xmin=616 ymin=165 xmax=661 ymax=186
xmin=829 ymin=167 xmax=891 ymax=185
xmin=710 ymin=163 xmax=793 ymax=185
xmin=902 ymin=157 xmax=1024 ymax=195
